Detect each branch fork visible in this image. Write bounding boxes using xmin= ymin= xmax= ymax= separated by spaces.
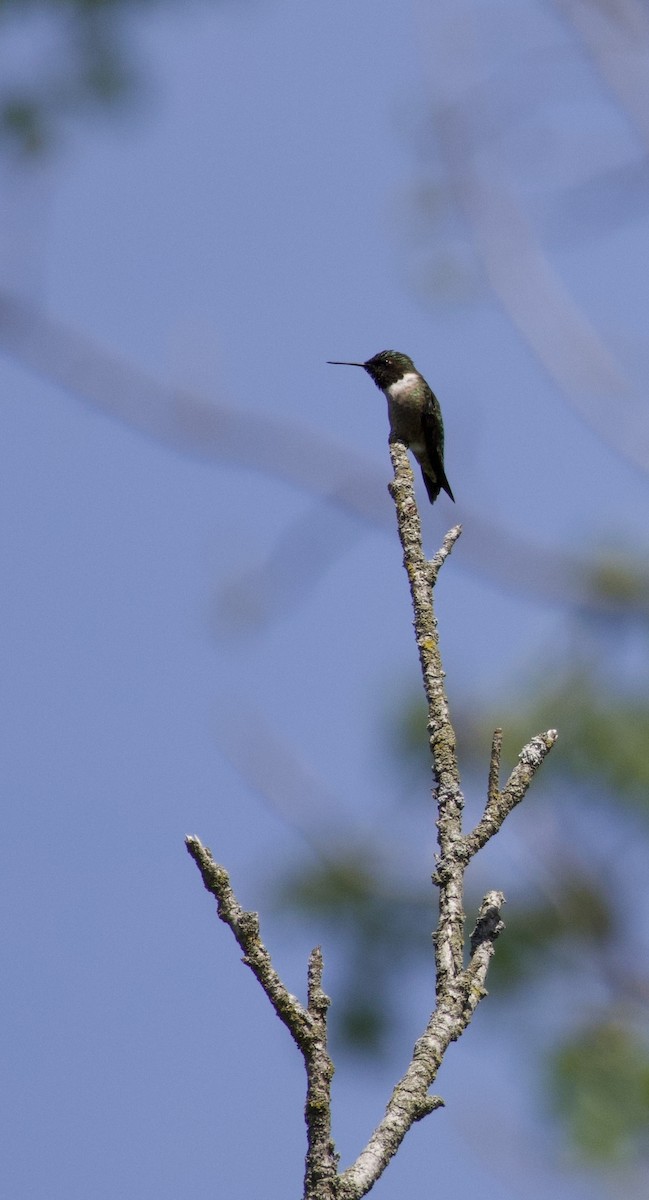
xmin=186 ymin=438 xmax=557 ymax=1199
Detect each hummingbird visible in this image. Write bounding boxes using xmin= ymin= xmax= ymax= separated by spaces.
xmin=328 ymin=350 xmax=454 ymax=505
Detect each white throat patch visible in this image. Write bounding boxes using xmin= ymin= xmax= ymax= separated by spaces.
xmin=386 ymin=371 xmax=419 ymax=398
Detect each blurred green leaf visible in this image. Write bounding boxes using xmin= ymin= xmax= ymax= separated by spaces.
xmin=486 ymin=874 xmax=615 ymax=991
xmin=550 ymin=1023 xmax=649 ymax=1163
xmin=584 ymin=553 xmax=649 ymax=617
xmin=275 ymin=850 xmax=433 ymax=1053
xmin=0 ymin=98 xmax=46 ymax=153
xmin=0 ymin=0 xmax=244 ymax=153
xmin=488 ymin=672 xmax=649 ymax=817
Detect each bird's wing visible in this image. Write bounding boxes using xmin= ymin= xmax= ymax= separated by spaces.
xmin=422 ymin=394 xmax=454 ymax=503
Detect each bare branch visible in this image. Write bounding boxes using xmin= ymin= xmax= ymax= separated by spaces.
xmin=186 ymin=439 xmax=556 ymax=1199
xmin=500 ymin=729 xmax=559 ymax=811
xmin=430 ymin=524 xmax=463 ymax=584
xmin=463 ymin=730 xmax=558 ymax=860
xmin=487 ymin=727 xmax=503 ymax=808
xmin=184 ymin=836 xmax=313 ymax=1050
xmin=335 ymin=446 xmax=556 ymax=1198
xmin=337 ymin=885 xmax=502 ymax=1200
xmin=337 ymin=1038 xmax=446 ymax=1200
xmin=388 ymin=441 xmax=465 ymax=992
xmin=185 ymin=836 xmax=338 ymax=1200
xmin=304 ymin=948 xmax=338 ymax=1200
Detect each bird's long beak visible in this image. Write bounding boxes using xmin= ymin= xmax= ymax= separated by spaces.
xmin=327 ymin=360 xmax=365 ymax=367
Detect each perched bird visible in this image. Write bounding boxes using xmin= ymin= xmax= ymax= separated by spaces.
xmin=328 ymin=350 xmax=454 ymax=505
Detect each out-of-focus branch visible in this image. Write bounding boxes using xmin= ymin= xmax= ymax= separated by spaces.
xmin=0 ymin=290 xmax=643 ymax=619
xmin=417 ymin=4 xmax=649 ymax=474
xmin=436 ymin=109 xmax=648 ymax=469
xmin=556 ymin=0 xmax=649 ymax=148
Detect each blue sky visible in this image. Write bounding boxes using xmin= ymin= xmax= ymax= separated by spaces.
xmin=1 ymin=1 xmax=647 ymax=1197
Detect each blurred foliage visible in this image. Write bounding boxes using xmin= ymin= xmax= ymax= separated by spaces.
xmin=0 ymin=0 xmax=239 ymax=154
xmin=486 ymin=871 xmax=615 ymax=992
xmin=586 ymin=554 xmax=649 ymax=615
xmin=275 ymin=849 xmax=432 ymax=1052
xmin=500 ymin=675 xmax=649 ymax=816
xmin=550 ymin=1023 xmax=649 ymax=1164
xmin=1 ymin=0 xmax=140 ymax=153
xmin=273 ymin=549 xmax=649 ymax=1168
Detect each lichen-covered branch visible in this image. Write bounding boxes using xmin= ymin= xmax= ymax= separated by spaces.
xmin=487 ymin=728 xmax=503 ymax=808
xmin=304 ymin=947 xmax=338 ymax=1199
xmin=186 ymin=439 xmax=557 ymax=1200
xmin=463 ymin=729 xmax=558 ymax=860
xmin=333 ymin=443 xmax=556 ymax=1199
xmin=185 ymin=836 xmax=338 ymax=1200
xmin=388 ymin=441 xmax=465 ymax=992
xmin=185 ymin=836 xmax=313 ymax=1049
xmin=336 ymin=882 xmax=507 ymax=1199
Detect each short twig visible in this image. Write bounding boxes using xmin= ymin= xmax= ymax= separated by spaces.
xmin=488 ymin=728 xmax=503 ymax=808
xmin=463 ymin=729 xmax=558 ymax=860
